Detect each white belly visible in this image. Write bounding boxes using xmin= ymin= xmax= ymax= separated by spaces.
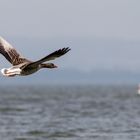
xmin=1 ymin=68 xmax=21 ymax=77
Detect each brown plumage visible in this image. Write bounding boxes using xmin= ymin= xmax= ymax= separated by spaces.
xmin=0 ymin=37 xmax=70 ymax=77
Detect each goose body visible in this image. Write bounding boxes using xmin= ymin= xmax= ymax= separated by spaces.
xmin=0 ymin=37 xmax=70 ymax=77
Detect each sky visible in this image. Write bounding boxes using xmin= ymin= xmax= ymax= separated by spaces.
xmin=0 ymin=0 xmax=140 ymax=84
xmin=0 ymin=0 xmax=140 ymax=40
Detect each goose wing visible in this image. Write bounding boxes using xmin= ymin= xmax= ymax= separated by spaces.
xmin=0 ymin=37 xmax=29 ymax=65
xmin=23 ymin=47 xmax=70 ymax=68
xmin=36 ymin=47 xmax=70 ymax=63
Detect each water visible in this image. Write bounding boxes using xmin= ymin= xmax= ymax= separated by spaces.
xmin=0 ymin=85 xmax=140 ymax=140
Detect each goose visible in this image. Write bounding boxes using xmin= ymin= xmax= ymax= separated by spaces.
xmin=0 ymin=37 xmax=70 ymax=77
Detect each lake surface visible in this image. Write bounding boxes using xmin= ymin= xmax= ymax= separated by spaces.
xmin=0 ymin=85 xmax=140 ymax=140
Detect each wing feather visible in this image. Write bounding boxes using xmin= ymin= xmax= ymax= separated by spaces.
xmin=0 ymin=37 xmax=29 ymax=65
xmin=23 ymin=47 xmax=71 ymax=69
xmin=37 ymin=47 xmax=71 ymax=63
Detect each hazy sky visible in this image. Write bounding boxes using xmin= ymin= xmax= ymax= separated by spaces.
xmin=0 ymin=0 xmax=140 ymax=72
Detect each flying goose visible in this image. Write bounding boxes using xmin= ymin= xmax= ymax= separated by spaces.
xmin=0 ymin=37 xmax=70 ymax=77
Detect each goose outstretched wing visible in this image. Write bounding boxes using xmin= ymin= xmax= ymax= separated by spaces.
xmin=36 ymin=47 xmax=70 ymax=63
xmin=23 ymin=47 xmax=71 ymax=68
xmin=0 ymin=37 xmax=29 ymax=65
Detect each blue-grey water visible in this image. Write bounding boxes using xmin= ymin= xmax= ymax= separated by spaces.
xmin=0 ymin=85 xmax=140 ymax=140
